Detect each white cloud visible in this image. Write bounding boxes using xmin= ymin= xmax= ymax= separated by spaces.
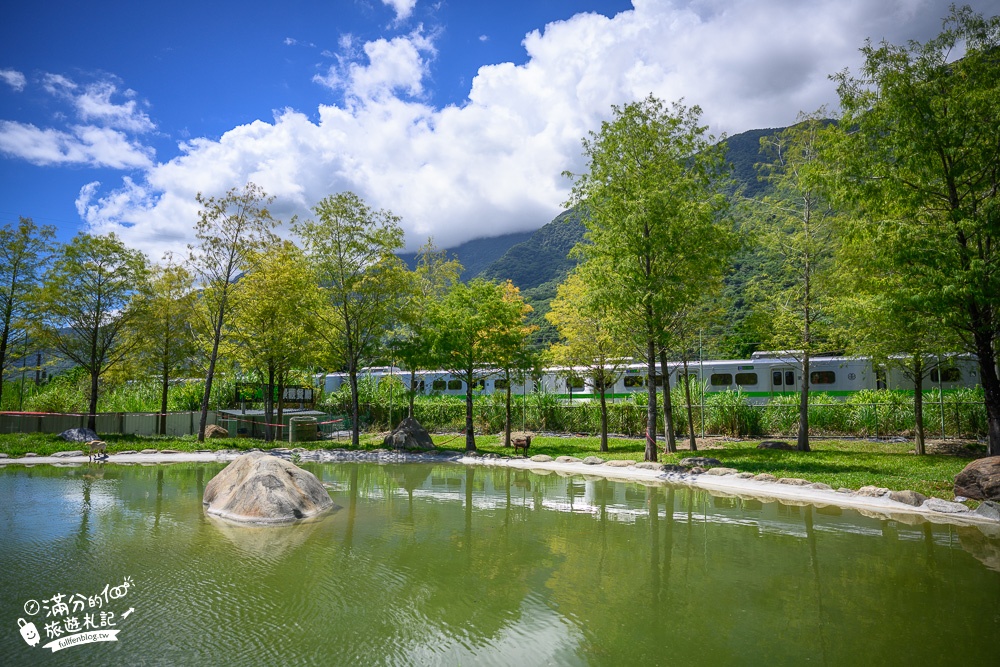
xmin=0 ymin=72 xmax=155 ymax=170
xmin=0 ymin=68 xmax=26 ymax=92
xmin=74 ymin=81 xmax=155 ymax=133
xmin=77 ymin=0 xmax=989 ymax=260
xmin=314 ymin=27 xmax=435 ymax=101
xmin=0 ymin=121 xmax=154 ymax=168
xmin=382 ymin=0 xmax=418 ymax=24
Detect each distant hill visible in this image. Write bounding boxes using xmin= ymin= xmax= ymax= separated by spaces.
xmin=398 ymin=230 xmax=534 ymax=279
xmin=477 ymin=207 xmax=585 ymax=290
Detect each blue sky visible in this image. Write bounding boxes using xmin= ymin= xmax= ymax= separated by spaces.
xmin=1 ymin=0 xmax=991 ymax=258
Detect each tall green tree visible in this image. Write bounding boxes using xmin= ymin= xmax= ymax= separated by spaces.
xmin=751 ymin=113 xmax=840 ymax=452
xmin=431 ymin=278 xmax=534 ymax=451
xmin=293 ymin=192 xmax=409 ymax=446
xmin=547 ymin=269 xmax=632 ymax=452
xmin=833 ymin=6 xmax=1000 ymax=456
xmin=188 ymin=183 xmax=277 ymax=441
xmin=133 ymin=259 xmax=197 ymax=435
xmin=393 ymin=240 xmax=462 ymax=418
xmin=566 ymin=95 xmax=733 ymax=460
xmin=227 ymin=241 xmax=323 ymax=441
xmin=34 ymin=233 xmax=149 ymax=431
xmin=831 ymin=268 xmax=957 ymax=455
xmin=490 ymin=281 xmax=537 ymax=449
xmin=0 ymin=217 xmax=55 ymax=407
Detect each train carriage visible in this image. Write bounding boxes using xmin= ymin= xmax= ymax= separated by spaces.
xmin=318 ymin=353 xmax=979 ymax=403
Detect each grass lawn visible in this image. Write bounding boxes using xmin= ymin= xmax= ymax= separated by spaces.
xmin=0 ymin=431 xmax=985 ymax=501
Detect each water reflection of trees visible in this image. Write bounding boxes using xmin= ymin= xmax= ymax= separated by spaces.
xmin=2 ymin=463 xmax=999 ymax=664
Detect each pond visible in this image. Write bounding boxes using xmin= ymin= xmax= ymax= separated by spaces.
xmin=1 ymin=461 xmax=998 ymax=665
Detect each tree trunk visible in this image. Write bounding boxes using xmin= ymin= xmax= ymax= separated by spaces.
xmin=408 ymin=369 xmax=416 ymax=418
xmin=159 ymin=364 xmax=169 ymax=436
xmin=504 ymin=380 xmax=512 ymax=449
xmin=973 ymin=329 xmax=1000 ymax=457
xmin=910 ymin=356 xmax=925 ymax=455
xmin=264 ymin=365 xmax=275 ymax=442
xmin=88 ymin=368 xmax=99 ymax=432
xmin=797 ymin=352 xmax=811 ymax=452
xmin=465 ymin=374 xmax=476 ymax=451
xmin=644 ymin=339 xmax=658 ymax=462
xmin=0 ymin=320 xmax=10 ymax=409
xmin=659 ymin=348 xmax=676 ymax=453
xmin=348 ymin=366 xmax=360 ymax=447
xmin=599 ymin=374 xmax=609 ymax=452
xmin=682 ymin=358 xmax=697 ymax=451
xmin=276 ymin=371 xmax=285 ymax=441
xmin=198 ymin=315 xmax=225 ymax=442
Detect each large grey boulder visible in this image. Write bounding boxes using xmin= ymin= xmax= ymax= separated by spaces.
xmin=757 ymin=441 xmax=794 ymax=450
xmin=383 ymin=417 xmax=435 ymax=451
xmin=203 ymin=452 xmax=333 ymax=524
xmin=953 ymin=457 xmax=1000 ymax=501
xmin=59 ymin=427 xmax=99 ymax=443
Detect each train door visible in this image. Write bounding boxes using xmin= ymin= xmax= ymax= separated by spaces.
xmin=771 ymin=366 xmax=798 ymax=395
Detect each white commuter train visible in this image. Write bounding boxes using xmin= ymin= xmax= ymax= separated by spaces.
xmin=318 ymin=353 xmax=980 ymax=403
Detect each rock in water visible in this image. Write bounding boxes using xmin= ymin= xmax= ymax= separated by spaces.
xmin=59 ymin=427 xmax=99 ymax=443
xmin=383 ymin=417 xmax=435 ymax=451
xmin=203 ymin=452 xmax=333 ymax=524
xmin=953 ymin=456 xmax=1000 ymax=501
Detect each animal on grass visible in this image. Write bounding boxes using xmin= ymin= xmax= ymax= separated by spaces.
xmin=87 ymin=440 xmax=107 ymax=461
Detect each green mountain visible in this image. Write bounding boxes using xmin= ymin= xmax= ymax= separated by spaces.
xmin=477 ymin=207 xmax=586 ymax=289
xmin=398 ymin=230 xmax=534 ymax=278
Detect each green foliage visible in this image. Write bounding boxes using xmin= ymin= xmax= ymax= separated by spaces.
xmin=0 ymin=217 xmax=55 ymax=408
xmin=32 ymin=233 xmax=150 ymax=428
xmin=705 ymin=390 xmax=763 ymax=437
xmin=188 ymin=182 xmax=278 ymax=438
xmin=294 ymin=191 xmax=408 ymax=445
xmin=833 ymin=6 xmax=1000 ymax=455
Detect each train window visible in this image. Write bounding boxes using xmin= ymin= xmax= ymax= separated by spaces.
xmin=772 ymin=371 xmax=783 ymax=386
xmin=432 ymin=379 xmax=446 ymax=391
xmin=677 ymin=373 xmax=697 ymax=387
xmin=472 ymin=379 xmax=485 ymax=390
xmin=494 ymin=379 xmax=509 ymax=390
xmin=416 ymin=380 xmax=425 ymax=392
xmin=567 ymin=376 xmax=584 ymax=389
xmin=931 ymin=368 xmax=961 ymax=383
xmin=651 ymin=374 xmax=665 ymax=387
xmin=447 ymin=379 xmax=463 ymax=390
xmin=624 ymin=376 xmax=645 ymax=388
xmin=735 ymin=372 xmax=758 ymax=386
xmin=785 ymin=371 xmax=795 ymax=386
xmin=810 ymin=371 xmax=836 ymax=385
xmin=710 ymin=373 xmax=732 ymax=386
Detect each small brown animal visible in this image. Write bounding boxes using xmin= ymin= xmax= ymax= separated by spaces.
xmin=87 ymin=440 xmax=107 ymax=461
xmin=512 ymin=435 xmax=532 ymax=457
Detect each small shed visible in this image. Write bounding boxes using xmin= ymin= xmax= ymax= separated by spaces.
xmin=217 ymin=409 xmax=326 ymax=440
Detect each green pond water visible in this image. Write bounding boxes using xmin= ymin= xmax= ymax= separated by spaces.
xmin=1 ymin=461 xmax=998 ymax=666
